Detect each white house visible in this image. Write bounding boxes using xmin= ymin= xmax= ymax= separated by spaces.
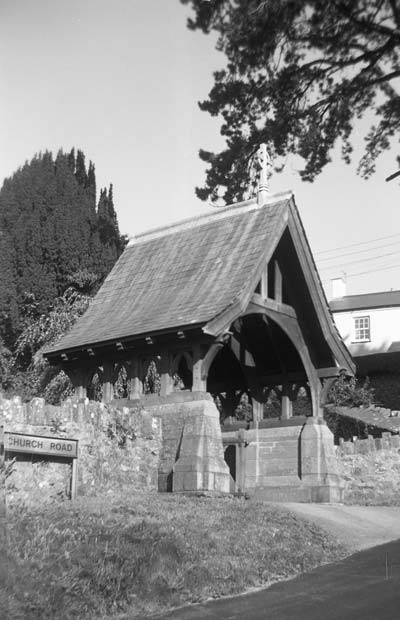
xmin=329 ymin=279 xmax=400 ymax=408
xmin=330 ymin=280 xmax=400 ymax=359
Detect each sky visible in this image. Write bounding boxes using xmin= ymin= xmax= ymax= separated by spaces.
xmin=1 ymin=0 xmax=400 ymax=300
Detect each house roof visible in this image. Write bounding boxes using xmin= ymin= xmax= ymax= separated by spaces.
xmin=45 ymin=190 xmax=354 ymax=374
xmin=330 ymin=290 xmax=400 ymax=313
xmin=46 ymin=193 xmax=291 ymax=355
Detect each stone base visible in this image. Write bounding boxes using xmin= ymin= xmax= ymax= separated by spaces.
xmin=222 ymin=416 xmax=344 ymax=503
xmin=172 ymin=400 xmax=230 ymax=494
xmin=141 ymin=392 xmax=230 ymax=494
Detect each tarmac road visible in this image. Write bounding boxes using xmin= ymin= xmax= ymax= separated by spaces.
xmin=153 ymin=539 xmax=400 ymax=620
xmin=151 ymin=505 xmax=400 ymax=620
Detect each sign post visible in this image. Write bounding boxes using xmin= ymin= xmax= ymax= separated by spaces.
xmin=3 ymin=432 xmax=79 ymax=499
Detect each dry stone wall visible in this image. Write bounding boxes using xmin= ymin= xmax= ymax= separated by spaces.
xmin=0 ymin=394 xmax=162 ymax=504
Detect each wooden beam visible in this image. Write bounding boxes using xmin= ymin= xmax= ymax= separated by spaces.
xmin=250 ymin=294 xmax=297 ymax=319
xmin=261 ymin=267 xmax=268 ymax=298
xmin=286 ymin=207 xmax=355 ymax=373
xmin=246 ymin=299 xmax=322 ymax=417
xmin=274 ymin=260 xmax=282 ymax=303
xmin=317 ymin=367 xmax=347 ymax=378
xmin=260 ymin=371 xmax=308 ymax=386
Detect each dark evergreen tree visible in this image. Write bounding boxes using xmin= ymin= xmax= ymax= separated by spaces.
xmin=97 ymin=183 xmax=127 ymax=275
xmin=87 ymin=161 xmax=96 ymax=208
xmin=67 ymin=147 xmax=75 ymax=173
xmin=0 ymin=148 xmax=126 ymax=354
xmin=75 ymin=149 xmax=88 ymax=188
xmin=0 ymin=229 xmax=18 ymax=347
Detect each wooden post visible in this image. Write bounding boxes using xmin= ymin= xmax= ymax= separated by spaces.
xmin=159 ymin=352 xmax=173 ymax=396
xmin=309 ymin=377 xmax=324 ymax=418
xmin=274 ymin=260 xmax=282 ymax=303
xmin=192 ymin=343 xmax=208 ymax=392
xmin=64 ymin=367 xmax=88 ymax=399
xmin=281 ymin=383 xmax=293 ymax=420
xmin=261 ymin=267 xmax=268 ymax=299
xmin=101 ymin=361 xmax=114 ymax=403
xmin=128 ymin=357 xmax=143 ymax=399
xmin=252 ymin=400 xmax=263 ymax=422
xmin=70 ymin=456 xmax=78 ymax=500
xmin=237 ymin=429 xmax=246 ymax=494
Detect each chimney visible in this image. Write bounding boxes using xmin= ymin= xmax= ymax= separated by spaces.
xmin=331 ymin=277 xmax=346 ymax=298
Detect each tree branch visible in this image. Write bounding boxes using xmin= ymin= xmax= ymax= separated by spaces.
xmin=388 ymin=0 xmax=400 ymax=29
xmin=334 ymin=0 xmax=400 ymax=40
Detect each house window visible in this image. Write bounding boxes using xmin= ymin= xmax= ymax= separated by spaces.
xmin=354 ymin=316 xmax=370 ymax=342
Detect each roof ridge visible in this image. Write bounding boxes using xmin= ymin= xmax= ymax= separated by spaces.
xmin=339 ymin=290 xmax=400 ymax=299
xmin=128 ymin=190 xmax=293 ymax=246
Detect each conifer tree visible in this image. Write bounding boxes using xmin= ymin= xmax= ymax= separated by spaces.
xmin=75 ymin=149 xmax=87 ymax=188
xmin=97 ymin=183 xmax=127 ymax=275
xmin=87 ymin=161 xmax=96 ymax=208
xmin=0 ymin=148 xmax=126 ymax=352
xmin=67 ymin=147 xmax=75 ymax=173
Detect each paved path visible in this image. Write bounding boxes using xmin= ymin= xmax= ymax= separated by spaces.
xmin=154 ymin=539 xmax=400 ymax=619
xmin=279 ymin=503 xmax=400 ymax=551
xmin=151 ymin=505 xmax=400 ymax=620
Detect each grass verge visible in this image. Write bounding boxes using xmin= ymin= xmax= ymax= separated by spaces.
xmin=3 ymin=492 xmax=348 ymax=620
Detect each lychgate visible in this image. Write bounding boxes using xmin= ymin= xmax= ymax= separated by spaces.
xmin=45 ymin=150 xmax=354 ymax=501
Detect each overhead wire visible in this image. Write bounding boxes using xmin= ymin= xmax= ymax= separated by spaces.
xmin=316 ymin=239 xmax=400 ymax=263
xmin=318 ymin=248 xmax=400 ymax=272
xmin=314 ymin=232 xmax=400 ymax=256
xmin=321 ymin=262 xmax=400 ymax=283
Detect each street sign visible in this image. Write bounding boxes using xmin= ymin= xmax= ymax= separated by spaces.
xmin=4 ymin=432 xmax=78 ymax=458
xmin=3 ymin=430 xmax=79 ymax=499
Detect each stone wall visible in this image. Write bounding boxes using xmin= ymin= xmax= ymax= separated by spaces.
xmin=336 ymin=432 xmax=400 ymax=456
xmin=222 ymin=416 xmax=344 ymax=503
xmin=0 ymin=394 xmax=162 ymax=503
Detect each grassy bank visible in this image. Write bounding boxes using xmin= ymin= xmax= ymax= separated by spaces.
xmin=3 ymin=492 xmax=347 ymax=620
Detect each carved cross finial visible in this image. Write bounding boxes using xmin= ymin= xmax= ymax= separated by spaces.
xmin=257 ymin=143 xmax=272 ymax=185
xmin=256 ymin=143 xmax=272 ymax=205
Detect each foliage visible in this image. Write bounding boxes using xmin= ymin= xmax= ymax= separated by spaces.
xmin=324 ymin=375 xmax=375 ymax=441
xmin=0 ymin=149 xmax=126 ymax=347
xmin=327 ymin=375 xmax=374 ymax=408
xmin=182 ymin=0 xmax=400 ymax=203
xmin=113 ymin=365 xmax=129 ymax=399
xmin=43 ymin=371 xmax=74 ymax=405
xmin=0 ymin=336 xmax=13 ymax=390
xmin=143 ymin=360 xmax=161 ymax=395
xmin=87 ymin=371 xmax=103 ymax=402
xmin=2 ymin=287 xmax=90 ymax=402
xmin=106 ymin=407 xmax=139 ymax=447
xmin=0 ymin=146 xmax=127 ymax=402
xmin=3 ymin=493 xmax=348 ymax=620
xmin=15 ymin=289 xmax=90 ymax=369
xmin=0 ymin=456 xmax=15 ymax=483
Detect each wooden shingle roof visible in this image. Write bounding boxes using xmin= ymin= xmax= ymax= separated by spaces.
xmin=46 ymin=194 xmax=291 ymax=355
